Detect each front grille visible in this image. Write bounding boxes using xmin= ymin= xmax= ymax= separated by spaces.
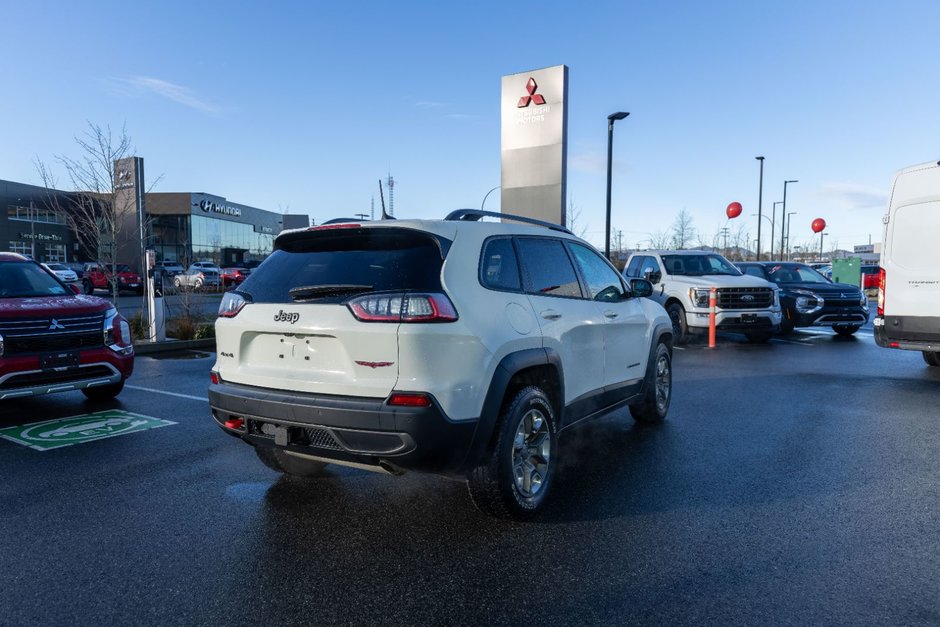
xmin=0 ymin=313 xmax=106 ymax=355
xmin=717 ymin=287 xmax=774 ymax=309
xmin=0 ymin=365 xmax=114 ymax=390
xmin=825 ymin=297 xmax=862 ymax=308
xmin=5 ymin=332 xmax=103 ymax=355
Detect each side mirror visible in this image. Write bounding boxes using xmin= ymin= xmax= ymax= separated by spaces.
xmin=631 ymin=278 xmax=654 ymax=298
xmin=69 ymin=284 xmax=82 ymax=295
xmin=645 ymin=270 xmax=662 ymax=284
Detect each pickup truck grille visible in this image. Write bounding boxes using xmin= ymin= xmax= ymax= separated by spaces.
xmin=716 ymin=287 xmax=774 ymax=310
xmin=0 ymin=313 xmax=106 ymax=355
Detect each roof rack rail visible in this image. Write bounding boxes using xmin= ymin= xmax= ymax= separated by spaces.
xmin=444 ymin=209 xmax=572 ymax=235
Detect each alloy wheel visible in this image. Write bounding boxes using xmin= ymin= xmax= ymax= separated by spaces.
xmin=511 ymin=408 xmax=551 ymax=499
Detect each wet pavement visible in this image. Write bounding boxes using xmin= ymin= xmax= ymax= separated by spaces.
xmin=1 ymin=324 xmax=938 ymax=625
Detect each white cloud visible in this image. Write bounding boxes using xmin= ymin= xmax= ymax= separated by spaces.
xmin=110 ymin=76 xmax=220 ymax=113
xmin=416 ymin=101 xmax=446 ymax=108
xmin=816 ymin=183 xmax=888 ymax=211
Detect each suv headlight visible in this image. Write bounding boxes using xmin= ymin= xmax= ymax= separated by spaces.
xmin=0 ymin=332 xmax=4 ymax=358
xmin=860 ymin=291 xmax=868 ymax=308
xmin=688 ymin=288 xmax=710 ymax=308
xmin=791 ymin=289 xmax=824 ymax=314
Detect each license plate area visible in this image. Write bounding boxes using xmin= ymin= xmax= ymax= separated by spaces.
xmin=40 ymin=350 xmax=80 ymax=371
xmin=741 ymin=313 xmax=758 ymax=325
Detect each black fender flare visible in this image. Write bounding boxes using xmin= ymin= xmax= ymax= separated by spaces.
xmin=459 ymin=347 xmax=564 ymax=471
xmin=637 ymin=323 xmax=673 ymax=399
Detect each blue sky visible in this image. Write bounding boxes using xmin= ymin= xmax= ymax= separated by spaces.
xmin=2 ymin=0 xmax=939 ymax=253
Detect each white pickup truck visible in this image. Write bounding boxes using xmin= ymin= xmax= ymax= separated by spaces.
xmin=624 ymin=250 xmax=781 ymax=343
xmin=874 ymin=160 xmax=940 ymax=367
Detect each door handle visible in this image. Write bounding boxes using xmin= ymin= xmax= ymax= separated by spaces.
xmin=604 ymin=311 xmax=619 ymax=319
xmin=540 ymin=310 xmax=562 ymax=321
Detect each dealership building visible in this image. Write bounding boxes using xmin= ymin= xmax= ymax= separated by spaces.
xmin=1 ymin=177 xmax=308 ymax=267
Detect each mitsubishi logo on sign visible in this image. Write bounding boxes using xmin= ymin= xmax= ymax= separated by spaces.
xmin=517 ymin=77 xmax=547 ymax=108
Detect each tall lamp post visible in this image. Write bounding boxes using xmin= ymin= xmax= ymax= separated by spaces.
xmin=606 ymin=111 xmax=630 ymax=259
xmin=786 ymin=211 xmax=797 ymax=260
xmin=480 ymin=185 xmax=500 ymax=211
xmin=782 ymin=179 xmax=798 ymax=258
xmin=771 ymin=201 xmax=783 ymax=259
xmin=755 ymin=156 xmax=765 ymax=260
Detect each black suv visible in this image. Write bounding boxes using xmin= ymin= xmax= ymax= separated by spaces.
xmin=736 ymin=262 xmax=869 ymax=335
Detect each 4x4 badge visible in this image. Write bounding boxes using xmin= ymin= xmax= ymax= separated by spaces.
xmin=273 ymin=310 xmax=300 ymax=324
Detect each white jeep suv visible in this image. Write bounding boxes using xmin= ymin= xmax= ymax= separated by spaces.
xmin=209 ymin=210 xmax=673 ymax=518
xmin=624 ymin=250 xmax=781 ymax=343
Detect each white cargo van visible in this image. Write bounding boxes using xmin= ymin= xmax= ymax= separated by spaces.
xmin=874 ymin=160 xmax=940 ymax=367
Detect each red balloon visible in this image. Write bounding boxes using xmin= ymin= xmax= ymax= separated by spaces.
xmin=726 ymin=202 xmax=743 ymax=219
xmin=811 ymin=218 xmax=826 ymax=233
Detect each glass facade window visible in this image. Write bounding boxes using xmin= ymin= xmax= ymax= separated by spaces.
xmin=7 ymin=205 xmax=65 ymax=225
xmin=150 ymin=214 xmax=274 ymax=267
xmin=45 ymin=243 xmax=66 ymax=262
xmin=9 ymin=241 xmax=30 ymax=255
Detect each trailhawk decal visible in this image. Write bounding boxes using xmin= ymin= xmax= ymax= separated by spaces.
xmin=0 ymin=410 xmax=175 ymax=451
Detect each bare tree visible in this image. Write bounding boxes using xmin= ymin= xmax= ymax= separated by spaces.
xmin=670 ymin=209 xmax=696 ymax=250
xmin=565 ymin=196 xmax=588 ymax=238
xmin=649 ymin=229 xmax=672 ymax=249
xmin=36 ymin=123 xmax=158 ymax=302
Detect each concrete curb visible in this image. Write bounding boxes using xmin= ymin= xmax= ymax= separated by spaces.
xmin=133 ymin=338 xmax=216 ymax=355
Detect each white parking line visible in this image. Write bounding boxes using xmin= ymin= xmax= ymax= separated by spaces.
xmin=125 ymin=385 xmax=207 ymax=402
xmin=773 ymin=338 xmax=812 ymax=346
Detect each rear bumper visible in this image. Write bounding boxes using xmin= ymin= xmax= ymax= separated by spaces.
xmin=874 ymin=316 xmax=940 ymax=352
xmin=208 ymin=380 xmax=478 ymax=474
xmin=0 ymin=347 xmax=134 ymax=400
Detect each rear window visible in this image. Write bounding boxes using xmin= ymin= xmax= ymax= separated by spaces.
xmin=516 ymin=238 xmax=583 ymax=298
xmin=239 ymin=228 xmax=448 ymax=304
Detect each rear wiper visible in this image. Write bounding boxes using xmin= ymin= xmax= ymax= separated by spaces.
xmin=289 ymin=284 xmax=374 ymax=301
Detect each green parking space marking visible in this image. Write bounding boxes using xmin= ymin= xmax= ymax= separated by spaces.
xmin=0 ymin=410 xmax=175 ymax=451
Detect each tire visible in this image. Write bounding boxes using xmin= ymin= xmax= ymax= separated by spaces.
xmin=745 ymin=332 xmax=773 ymax=343
xmin=834 ymin=325 xmax=860 ymax=336
xmin=466 ymin=386 xmax=558 ymax=519
xmin=666 ymin=302 xmax=689 ymax=345
xmin=174 ymin=277 xmax=182 ymax=290
xmin=254 ymin=446 xmax=328 ymax=477
xmin=81 ymin=381 xmax=124 ymax=401
xmin=630 ymin=342 xmax=672 ymax=423
xmin=194 ymin=279 xmax=204 ymax=290
xmin=923 ymin=351 xmax=940 ymax=367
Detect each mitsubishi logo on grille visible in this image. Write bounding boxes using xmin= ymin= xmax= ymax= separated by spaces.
xmin=741 ymin=295 xmax=755 ymax=302
xmin=517 ymin=77 xmax=547 ymax=108
xmin=49 ymin=319 xmax=65 ymax=330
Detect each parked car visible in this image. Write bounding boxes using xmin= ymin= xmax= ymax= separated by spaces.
xmin=42 ymin=263 xmax=79 ymax=284
xmin=874 ymin=160 xmax=940 ymax=367
xmin=623 ymin=250 xmax=781 ymax=343
xmin=209 ymin=210 xmax=674 ymax=519
xmin=0 ymin=253 xmax=134 ymax=400
xmin=82 ymin=263 xmax=144 ymax=295
xmin=736 ymin=262 xmax=869 ymax=335
xmin=156 ymin=261 xmax=184 ymax=276
xmin=220 ymin=267 xmax=249 ymax=287
xmin=191 ymin=260 xmax=221 ymax=272
xmin=174 ymin=266 xmax=222 ymax=290
xmin=62 ymin=262 xmax=85 ymax=280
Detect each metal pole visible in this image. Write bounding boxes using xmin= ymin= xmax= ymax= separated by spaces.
xmin=820 ymin=232 xmax=826 ymax=261
xmin=786 ymin=211 xmax=797 ymax=260
xmin=605 ymin=120 xmax=614 ymax=259
xmin=782 ymin=180 xmax=797 ymax=261
xmin=29 ymin=199 xmax=36 ymax=258
xmin=481 ymin=186 xmax=500 ymax=211
xmin=755 ymin=157 xmax=764 ymax=260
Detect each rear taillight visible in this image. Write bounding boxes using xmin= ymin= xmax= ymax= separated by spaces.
xmin=218 ymin=292 xmax=248 ymax=318
xmin=210 ymin=371 xmax=221 ymax=385
xmin=877 ymin=267 xmax=886 ymax=317
xmin=348 ymin=293 xmax=458 ymax=323
xmin=387 ymin=392 xmax=432 ymax=407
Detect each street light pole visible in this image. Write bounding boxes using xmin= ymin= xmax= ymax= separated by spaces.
xmin=771 ymin=201 xmax=783 ymax=260
xmin=755 ymin=156 xmax=765 ymax=260
xmin=606 ymin=111 xmax=630 ymax=259
xmin=786 ymin=211 xmax=797 ymax=260
xmin=29 ymin=199 xmax=36 ymax=259
xmin=820 ymin=232 xmax=827 ymax=261
xmin=480 ymin=185 xmax=500 ymax=211
xmin=782 ymin=179 xmax=798 ymax=260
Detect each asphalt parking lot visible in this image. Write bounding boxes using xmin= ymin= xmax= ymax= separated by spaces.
xmin=1 ymin=319 xmax=938 ymax=626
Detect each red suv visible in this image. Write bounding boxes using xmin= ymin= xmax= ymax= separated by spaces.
xmin=82 ymin=263 xmax=144 ymax=295
xmin=0 ymin=253 xmax=134 ymax=401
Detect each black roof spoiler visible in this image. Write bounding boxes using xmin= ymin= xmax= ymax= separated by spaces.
xmin=444 ymin=209 xmax=572 ymax=235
